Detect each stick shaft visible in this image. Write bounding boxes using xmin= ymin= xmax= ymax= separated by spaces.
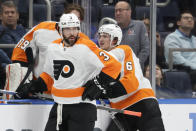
xmin=96 ymin=105 xmax=142 ymax=117
xmin=0 ymin=89 xmax=17 ymax=95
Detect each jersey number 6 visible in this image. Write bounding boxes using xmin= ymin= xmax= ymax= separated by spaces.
xmin=126 ymin=61 xmax=133 ymax=71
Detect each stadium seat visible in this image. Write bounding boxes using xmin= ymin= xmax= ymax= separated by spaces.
xmin=33 ymin=4 xmax=47 ymax=25
xmin=135 ymin=6 xmax=163 ymax=30
xmin=100 ymin=5 xmax=115 ymax=19
xmin=93 ymin=128 xmax=102 ymax=131
xmin=135 ymin=6 xmax=151 ymax=20
xmin=163 ymin=71 xmax=192 ymax=98
xmin=158 ymin=0 xmax=180 ymax=32
xmin=17 ymin=0 xmax=29 ymax=28
xmin=51 ymin=4 xmax=64 ymax=21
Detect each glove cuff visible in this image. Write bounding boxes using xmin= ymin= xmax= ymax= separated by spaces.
xmin=31 ymin=77 xmax=48 ymax=93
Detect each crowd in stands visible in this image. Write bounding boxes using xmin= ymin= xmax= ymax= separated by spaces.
xmin=0 ymin=1 xmax=26 ymax=58
xmin=0 ymin=0 xmax=196 ymax=99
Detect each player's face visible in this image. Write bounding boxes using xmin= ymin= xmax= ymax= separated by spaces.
xmin=98 ymin=33 xmax=111 ymax=51
xmin=62 ymin=27 xmax=79 ymax=46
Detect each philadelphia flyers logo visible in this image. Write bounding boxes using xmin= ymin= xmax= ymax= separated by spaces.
xmin=53 ymin=60 xmax=74 ymax=80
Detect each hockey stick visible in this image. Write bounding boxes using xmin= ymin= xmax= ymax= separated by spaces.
xmin=0 ymin=89 xmax=17 ymax=95
xmin=110 ymin=113 xmax=125 ymax=131
xmin=17 ymin=47 xmax=34 ymax=89
xmin=12 ymin=47 xmax=34 ymax=99
xmin=96 ymin=105 xmax=142 ymax=117
xmin=97 ymin=105 xmax=141 ymax=131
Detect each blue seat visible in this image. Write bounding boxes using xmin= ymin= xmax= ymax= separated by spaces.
xmin=135 ymin=6 xmax=162 ymax=29
xmin=163 ymin=71 xmax=192 ymax=98
xmin=17 ymin=0 xmax=29 ymax=28
xmin=33 ymin=4 xmax=47 ymax=25
xmin=51 ymin=4 xmax=65 ymax=21
xmin=158 ymin=1 xmax=180 ymax=31
xmin=135 ymin=6 xmax=151 ymax=20
xmin=100 ymin=5 xmax=115 ymax=19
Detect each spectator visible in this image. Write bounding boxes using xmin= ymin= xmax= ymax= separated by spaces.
xmin=144 ymin=64 xmax=163 ymax=89
xmin=144 ymin=64 xmax=173 ymax=98
xmin=164 ymin=10 xmax=196 ymax=91
xmin=64 ymin=3 xmax=84 ymax=22
xmin=0 ymin=1 xmax=26 ymax=58
xmin=143 ymin=17 xmax=167 ymax=68
xmin=64 ymin=3 xmax=89 ymax=39
xmin=114 ymin=1 xmax=150 ymax=70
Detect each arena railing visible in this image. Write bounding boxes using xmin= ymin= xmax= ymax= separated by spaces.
xmin=0 ymin=44 xmax=16 ymax=49
xmin=146 ymin=0 xmax=171 ymax=7
xmin=168 ymin=48 xmax=196 ymax=71
xmin=28 ymin=0 xmax=51 ymax=28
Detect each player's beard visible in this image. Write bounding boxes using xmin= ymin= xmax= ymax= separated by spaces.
xmin=63 ymin=35 xmax=79 ymax=47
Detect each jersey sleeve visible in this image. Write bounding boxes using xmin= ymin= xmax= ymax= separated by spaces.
xmin=109 ymin=45 xmax=144 ymax=97
xmin=11 ymin=26 xmax=37 ymax=64
xmin=83 ymin=39 xmax=122 ymax=80
xmin=11 ymin=22 xmax=57 ymax=65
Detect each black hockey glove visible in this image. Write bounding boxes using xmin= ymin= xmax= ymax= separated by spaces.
xmin=14 ymin=77 xmax=47 ymax=99
xmin=82 ymin=76 xmax=107 ymax=101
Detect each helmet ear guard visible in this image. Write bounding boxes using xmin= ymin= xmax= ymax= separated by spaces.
xmin=98 ymin=24 xmax=122 ymax=46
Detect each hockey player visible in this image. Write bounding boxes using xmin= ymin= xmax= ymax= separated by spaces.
xmin=9 ymin=5 xmax=89 ymax=98
xmin=97 ymin=24 xmax=165 ymax=131
xmin=16 ymin=14 xmax=121 ymax=131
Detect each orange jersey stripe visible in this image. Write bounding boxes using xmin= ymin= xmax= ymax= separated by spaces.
xmin=40 ymin=72 xmax=54 ymax=93
xmin=52 ymin=86 xmax=84 ymax=97
xmin=79 ymin=32 xmax=89 ymax=39
xmin=52 ymin=38 xmax=62 ymax=44
xmin=110 ymin=88 xmax=155 ymax=110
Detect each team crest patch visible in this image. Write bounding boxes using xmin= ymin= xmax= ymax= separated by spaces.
xmin=127 ymin=29 xmax=135 ymax=35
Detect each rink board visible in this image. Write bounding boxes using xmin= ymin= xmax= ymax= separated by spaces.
xmin=0 ymin=99 xmax=195 ymax=131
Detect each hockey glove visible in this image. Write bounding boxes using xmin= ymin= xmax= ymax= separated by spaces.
xmin=14 ymin=77 xmax=47 ymax=99
xmin=82 ymin=76 xmax=107 ymax=101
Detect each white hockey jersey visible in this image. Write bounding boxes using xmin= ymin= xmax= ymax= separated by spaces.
xmin=39 ymin=37 xmax=121 ymax=104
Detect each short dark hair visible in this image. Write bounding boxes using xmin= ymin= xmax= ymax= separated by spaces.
xmin=64 ymin=4 xmax=84 ymax=21
xmin=0 ymin=1 xmax=18 ymax=14
xmin=116 ymin=1 xmax=131 ymax=10
xmin=177 ymin=10 xmax=193 ymax=21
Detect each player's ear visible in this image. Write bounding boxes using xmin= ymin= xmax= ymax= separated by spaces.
xmin=112 ymin=37 xmax=118 ymax=46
